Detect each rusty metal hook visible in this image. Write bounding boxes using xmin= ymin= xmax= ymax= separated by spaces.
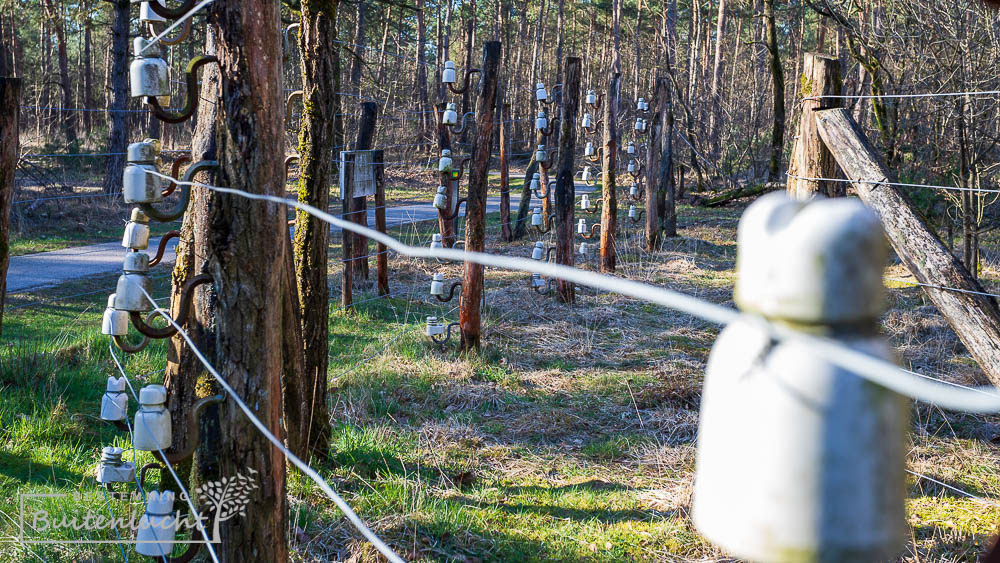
xmin=148 ymin=231 xmax=179 ymax=267
xmin=540 ymin=150 xmax=558 ymax=171
xmin=439 ymin=197 xmax=468 ymax=221
xmin=435 ymin=281 xmax=463 ymax=303
xmin=151 ymin=394 xmax=226 ymax=466
xmin=451 ymin=156 xmax=472 ymax=182
xmin=533 ymin=214 xmax=556 ymax=235
xmin=286 ymin=90 xmax=303 ymax=123
xmin=141 ymin=160 xmax=218 ymax=222
xmin=161 ymin=156 xmax=191 ymax=197
xmin=533 ymin=180 xmax=555 ymax=200
xmin=283 ymin=23 xmax=301 ymax=63
xmin=580 ymin=199 xmax=602 ymax=214
xmin=113 ymin=333 xmax=150 ymax=353
xmin=539 ymin=117 xmax=559 ymax=138
xmin=430 ymin=321 xmax=461 ymax=345
xmin=146 ymin=0 xmax=197 ymax=19
xmin=588 ymin=92 xmax=604 ymax=111
xmin=146 ymin=55 xmax=219 ymax=124
xmin=629 ymin=209 xmax=646 ymax=224
xmin=586 ymin=146 xmax=604 ymax=164
xmin=447 ymin=68 xmax=481 ymax=95
xmin=579 ymin=223 xmax=602 ymax=240
xmin=129 ymin=274 xmax=212 ymax=339
xmin=583 ymin=119 xmax=604 ymax=135
xmin=147 ymin=18 xmax=192 ymax=47
xmin=447 ymin=111 xmax=475 ymax=135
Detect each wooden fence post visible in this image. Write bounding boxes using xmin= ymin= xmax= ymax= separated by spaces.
xmin=0 ymin=77 xmax=19 ymax=333
xmin=374 ymin=149 xmax=388 ymax=296
xmin=341 ymin=152 xmax=354 ymax=310
xmin=500 ymin=99 xmax=512 ymax=242
xmin=815 ymin=107 xmax=1000 ymax=387
xmin=788 ymin=53 xmax=842 ymax=199
xmin=352 ymin=102 xmax=377 ymax=279
xmin=658 ymin=74 xmax=677 ymax=238
xmin=555 ymin=57 xmax=582 ymax=303
xmin=459 ymin=41 xmax=501 ymax=352
xmin=435 ymin=102 xmax=457 ymax=247
xmin=599 ymin=72 xmax=619 ymax=272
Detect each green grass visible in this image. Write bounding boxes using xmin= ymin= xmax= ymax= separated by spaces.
xmin=2 ymin=200 xmax=999 ymax=561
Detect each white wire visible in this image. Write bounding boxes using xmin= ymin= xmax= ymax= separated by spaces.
xmin=140 ymin=0 xmax=216 ymax=55
xmin=144 ymin=169 xmax=1000 ymax=413
xmin=785 ymin=173 xmax=1000 ymax=194
xmin=802 ymin=90 xmax=1000 ymax=101
xmin=109 ymin=343 xmax=221 ymax=563
xmin=886 ymin=277 xmax=1000 ymax=300
xmin=133 ymin=286 xmax=405 ymax=563
xmin=905 ymin=470 xmax=1000 ymax=506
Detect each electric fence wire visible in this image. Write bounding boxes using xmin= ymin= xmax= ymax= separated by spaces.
xmin=145 ymin=168 xmax=1000 ymax=413
xmin=133 ymin=285 xmax=406 ymax=563
xmin=784 ymin=173 xmax=1000 ymax=195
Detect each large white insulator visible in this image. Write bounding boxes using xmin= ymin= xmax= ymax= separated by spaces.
xmin=102 ymin=294 xmax=130 ymax=336
xmin=136 ymin=490 xmax=177 ymax=557
xmin=133 ymin=384 xmax=172 ymax=452
xmin=129 ymin=38 xmax=169 ymax=98
xmin=100 ymin=376 xmax=129 ymax=421
xmin=442 ymin=61 xmax=457 ymax=84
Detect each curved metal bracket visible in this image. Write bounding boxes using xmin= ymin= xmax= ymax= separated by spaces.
xmin=629 ymin=166 xmax=646 ymax=182
xmin=141 ymin=160 xmax=218 ymax=222
xmin=447 ymin=68 xmax=481 ymax=95
xmin=533 ymin=180 xmax=555 ymax=200
xmin=539 ymin=117 xmax=558 ymax=138
xmin=146 ymin=55 xmax=219 ymax=124
xmin=152 ymin=394 xmax=226 ymax=465
xmin=435 ymin=281 xmax=463 ymax=303
xmin=533 ymin=214 xmax=556 ymax=235
xmin=148 ymin=231 xmax=179 ymax=267
xmin=440 ymin=197 xmax=468 ymax=221
xmin=286 ymin=90 xmax=303 ymax=123
xmin=283 ymin=23 xmax=301 ymax=63
xmin=451 ymin=156 xmax=472 ymax=182
xmin=545 ymin=246 xmax=556 ymax=262
xmin=430 ymin=321 xmax=461 ymax=345
xmin=113 ymin=333 xmax=149 ymax=353
xmin=531 ymin=276 xmax=554 ymax=295
xmin=148 ymin=18 xmax=192 ymax=47
xmin=285 ymin=155 xmax=300 ymax=179
xmin=447 ymin=112 xmax=475 ymax=135
xmin=629 ymin=209 xmax=646 ymax=224
xmin=579 ymin=223 xmax=602 ymax=240
xmin=129 ymin=274 xmax=213 ymax=339
xmin=581 ymin=199 xmax=602 ymax=214
xmin=139 ymin=462 xmax=163 ymax=491
xmin=583 ymin=119 xmax=603 ymax=135
xmin=146 ymin=0 xmax=197 ymax=19
xmin=539 ymin=84 xmax=563 ymax=107
xmin=540 ymin=150 xmax=558 ymax=171
xmin=586 ymin=146 xmax=604 ymax=164
xmin=587 ymin=93 xmax=604 ymax=111
xmin=162 ymin=155 xmax=191 ymax=197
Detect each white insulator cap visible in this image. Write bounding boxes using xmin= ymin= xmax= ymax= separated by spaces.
xmin=136 ymin=491 xmax=177 ymax=556
xmin=442 ymin=61 xmax=457 ymax=84
xmin=536 ymin=83 xmax=548 ymax=101
xmin=577 ymin=219 xmax=587 ymax=234
xmin=430 ymin=273 xmax=446 ymax=296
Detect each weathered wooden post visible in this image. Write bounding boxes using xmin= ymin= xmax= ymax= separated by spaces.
xmin=500 ymin=99 xmax=512 ymax=242
xmin=374 ymin=149 xmax=388 ymax=296
xmin=352 ymin=102 xmax=377 ymax=279
xmin=694 ymin=192 xmax=907 ymax=561
xmin=341 ymin=152 xmax=354 ymax=310
xmin=599 ymin=72 xmax=619 ymax=272
xmin=554 ymin=57 xmax=582 ymax=303
xmin=656 ymin=74 xmax=677 ymax=239
xmin=0 ymin=76 xmax=19 ymax=333
xmin=787 ymin=53 xmax=842 ymax=199
xmin=459 ymin=41 xmax=501 ymax=352
xmin=435 ymin=102 xmax=458 ymax=247
xmin=815 ymin=107 xmax=1000 ymax=386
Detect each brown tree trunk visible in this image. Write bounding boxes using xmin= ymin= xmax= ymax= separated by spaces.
xmin=816 ymin=108 xmax=1000 ymax=388
xmin=555 ymin=57 xmax=582 ymax=303
xmin=500 ymin=100 xmax=512 ymax=242
xmin=787 ymin=53 xmax=842 ymax=199
xmin=414 ymin=0 xmax=430 ymax=146
xmin=195 ymin=4 xmax=289 ymax=559
xmin=459 ymin=41 xmax=501 ymax=353
xmin=42 ymin=0 xmax=74 ymax=143
xmin=82 ymin=2 xmax=94 ymax=135
xmin=658 ymin=74 xmax=677 ymax=238
xmin=351 ymin=103 xmax=377 ymax=280
xmin=764 ymin=0 xmax=785 ymax=180
xmin=288 ymin=0 xmax=340 ymax=461
xmin=0 ymin=77 xmax=19 ymax=333
xmin=102 ymin=0 xmax=129 ymax=194
xmin=599 ymin=72 xmax=620 ymax=272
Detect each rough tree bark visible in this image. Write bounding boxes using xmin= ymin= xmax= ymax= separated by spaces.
xmin=763 ymin=0 xmax=785 ymax=180
xmin=599 ymin=72 xmax=620 ymax=272
xmin=459 ymin=41 xmax=501 ymax=353
xmin=787 ymin=53 xmax=843 ymax=199
xmin=555 ymin=57 xmax=582 ymax=303
xmin=288 ymin=0 xmax=340 ymax=461
xmin=816 ymin=108 xmax=1000 ymax=388
xmin=657 ymin=74 xmax=677 ymax=238
xmin=102 ymin=0 xmax=129 ymax=194
xmin=0 ymin=77 xmax=19 ymax=333
xmin=194 ymin=4 xmax=289 ymax=559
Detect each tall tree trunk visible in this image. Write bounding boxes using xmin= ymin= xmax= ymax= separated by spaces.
xmin=193 ymin=4 xmax=289 ymax=559
xmin=707 ymin=0 xmax=727 ymax=155
xmin=102 ymin=0 xmax=129 ymax=194
xmin=83 ymin=2 xmax=94 ymax=135
xmin=763 ymin=0 xmax=784 ymax=180
xmin=414 ymin=0 xmax=430 ymax=147
xmin=288 ymin=0 xmax=340 ymax=462
xmin=599 ymin=72 xmax=620 ymax=272
xmin=42 ymin=0 xmax=74 ymax=143
xmin=0 ymin=77 xmax=18 ymax=334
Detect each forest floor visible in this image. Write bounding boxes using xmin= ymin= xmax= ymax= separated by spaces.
xmin=1 ymin=193 xmax=999 ymax=562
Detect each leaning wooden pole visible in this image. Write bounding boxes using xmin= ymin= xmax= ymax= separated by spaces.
xmin=815 ymin=107 xmax=1000 ymax=387
xmin=599 ymin=72 xmax=620 ymax=272
xmin=555 ymin=56 xmax=582 ymax=303
xmin=0 ymin=76 xmax=19 ymax=333
xmin=459 ymin=40 xmax=501 ymax=352
xmin=788 ymin=53 xmax=843 ymax=199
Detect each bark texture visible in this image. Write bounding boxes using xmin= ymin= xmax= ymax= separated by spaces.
xmin=555 ymin=57 xmax=582 ymax=303
xmin=816 ymin=108 xmax=1000 ymax=387
xmin=599 ymin=72 xmax=620 ymax=272
xmin=0 ymin=77 xmax=19 ymax=333
xmin=102 ymin=0 xmax=128 ymax=194
xmin=788 ymin=53 xmax=843 ymax=199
